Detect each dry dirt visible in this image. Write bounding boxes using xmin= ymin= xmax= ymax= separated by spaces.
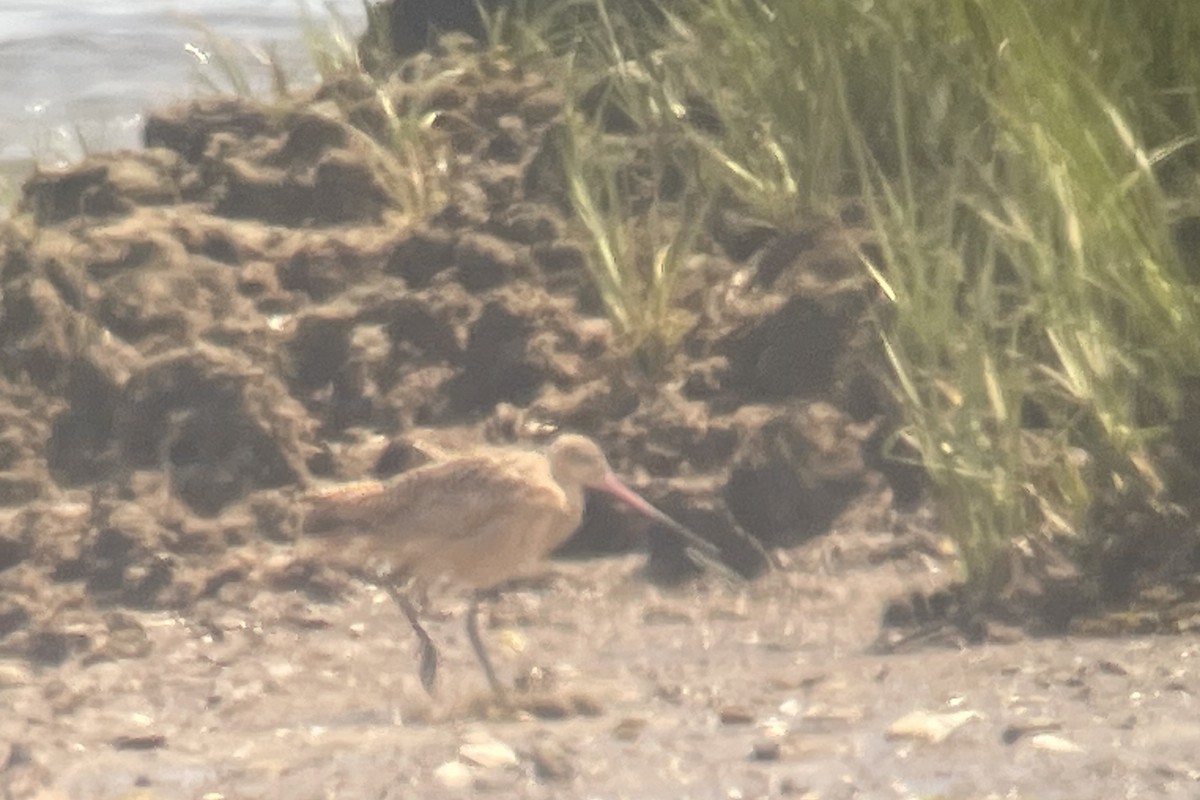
xmin=0 ymin=38 xmax=1198 ymax=800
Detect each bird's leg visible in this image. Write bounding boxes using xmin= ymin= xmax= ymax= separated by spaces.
xmin=385 ymin=584 xmax=439 ymax=694
xmin=466 ymin=589 xmax=505 ymax=696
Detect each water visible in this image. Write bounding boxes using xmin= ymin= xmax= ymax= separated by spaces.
xmin=0 ymin=0 xmax=367 ymax=189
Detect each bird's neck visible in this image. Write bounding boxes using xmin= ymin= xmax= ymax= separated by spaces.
xmin=560 ymin=482 xmax=587 ymax=528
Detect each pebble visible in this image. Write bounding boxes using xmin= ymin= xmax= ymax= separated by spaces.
xmin=801 ymin=703 xmax=864 ymax=728
xmin=719 ymin=705 xmax=756 ymax=725
xmin=778 ymin=777 xmax=816 ymax=797
xmin=1029 ymin=733 xmax=1084 ymax=754
xmin=887 ymin=709 xmax=982 ymax=743
xmin=1001 ymin=718 xmax=1061 ymax=744
xmin=531 ymin=740 xmax=575 ymax=781
xmin=112 ymin=734 xmax=167 ymax=751
xmin=612 ymin=717 xmax=647 ymax=741
xmin=433 ymin=761 xmax=473 ymax=790
xmin=571 ymin=692 xmax=604 ymax=716
xmin=642 ymin=605 xmax=694 ymax=624
xmin=0 ymin=662 xmax=32 ymax=688
xmin=459 ymin=739 xmax=518 ymax=769
xmin=751 ymin=740 xmax=781 ymax=761
xmin=777 ymin=698 xmax=803 ymax=717
xmin=522 ymin=693 xmax=572 ymax=720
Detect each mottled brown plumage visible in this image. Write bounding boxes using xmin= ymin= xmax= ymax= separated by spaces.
xmin=301 ymin=434 xmax=719 ymax=694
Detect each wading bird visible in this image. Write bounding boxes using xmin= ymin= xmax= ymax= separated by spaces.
xmin=302 ymin=433 xmax=724 ymax=694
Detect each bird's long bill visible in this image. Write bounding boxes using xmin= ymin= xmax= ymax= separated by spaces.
xmin=599 ymin=473 xmax=723 ymax=559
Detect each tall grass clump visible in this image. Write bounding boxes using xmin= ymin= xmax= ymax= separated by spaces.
xmin=699 ymin=0 xmax=1200 ymax=601
xmin=844 ymin=1 xmax=1200 ymax=600
xmin=487 ymin=0 xmax=718 ymax=371
xmin=558 ymin=105 xmax=711 ymax=371
xmin=302 ymin=3 xmax=456 ymax=218
xmin=492 ymin=0 xmax=1200 ymax=605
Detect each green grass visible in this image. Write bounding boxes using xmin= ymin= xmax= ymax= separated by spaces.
xmin=180 ymin=17 xmax=262 ymax=98
xmin=558 ymin=103 xmax=712 ymax=371
xmin=483 ymin=0 xmax=1200 ymax=604
xmin=842 ymin=1 xmax=1200 ymax=599
xmin=298 ymin=1 xmax=364 ymax=78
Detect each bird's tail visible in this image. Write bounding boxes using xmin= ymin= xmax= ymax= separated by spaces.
xmin=301 ymin=479 xmax=391 ymax=534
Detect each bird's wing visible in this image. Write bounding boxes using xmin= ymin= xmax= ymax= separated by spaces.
xmin=303 ymin=479 xmax=391 ymax=532
xmin=304 ymin=451 xmax=568 ymax=545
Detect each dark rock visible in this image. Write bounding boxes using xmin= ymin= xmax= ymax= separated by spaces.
xmin=725 ymin=404 xmax=872 ymax=547
xmin=114 ymin=347 xmax=312 ymax=516
xmin=532 ymin=380 xmax=639 ymax=431
xmin=476 ymin=84 xmax=528 ymax=121
xmin=278 ymin=238 xmax=385 ymax=301
xmin=751 ymin=229 xmax=818 ymax=287
xmin=532 ymin=241 xmax=586 ymax=274
xmin=27 ymin=630 xmax=85 ymax=666
xmin=521 ymin=88 xmax=565 ymax=126
xmin=386 ymin=227 xmax=455 ymax=286
xmin=118 ymin=555 xmax=176 ymax=608
xmin=145 ymin=97 xmax=272 ymax=163
xmin=451 ymin=296 xmax=547 ymax=411
xmin=0 ymin=535 xmax=25 ymax=573
xmin=719 ymin=705 xmax=756 ymax=725
xmin=0 ymin=473 xmax=42 ymax=506
xmin=213 ymin=158 xmax=313 ymax=226
xmin=382 ymin=294 xmax=466 ymax=362
xmin=0 ymin=601 xmax=30 ymax=639
xmin=751 ymin=740 xmax=782 ymax=761
xmin=273 ymin=113 xmax=349 ymax=166
xmin=19 ymin=163 xmax=125 ymax=225
xmin=475 ymin=163 xmax=523 ymax=207
xmin=373 ymin=438 xmax=437 ymax=478
xmin=112 ymin=734 xmax=167 ymax=751
xmin=313 ymin=151 xmax=392 ymax=224
xmin=721 ymin=295 xmax=848 ymax=398
xmin=531 ymin=740 xmax=575 ymax=781
xmin=433 ymin=109 xmax=487 ymax=155
xmin=681 ymin=357 xmax=732 ymax=401
xmin=454 ymin=233 xmax=527 ymax=291
xmin=285 ymin=310 xmax=356 ymax=392
xmin=193 ymin=227 xmax=240 ymax=265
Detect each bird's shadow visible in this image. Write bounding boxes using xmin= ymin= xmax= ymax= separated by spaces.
xmin=553 ymin=492 xmax=766 ymax=585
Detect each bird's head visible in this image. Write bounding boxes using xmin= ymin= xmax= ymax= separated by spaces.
xmin=547 ymin=434 xmax=612 ymax=489
xmin=546 ymin=432 xmax=727 ymax=563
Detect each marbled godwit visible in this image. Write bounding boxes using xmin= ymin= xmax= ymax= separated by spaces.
xmin=303 ymin=433 xmax=723 ymax=694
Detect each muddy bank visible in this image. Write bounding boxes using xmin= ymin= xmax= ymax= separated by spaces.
xmin=0 ymin=39 xmax=895 ymax=668
xmin=2 ymin=545 xmax=1199 ymax=800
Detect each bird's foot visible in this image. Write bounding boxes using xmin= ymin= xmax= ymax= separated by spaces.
xmin=417 ymin=640 xmax=439 ymax=695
